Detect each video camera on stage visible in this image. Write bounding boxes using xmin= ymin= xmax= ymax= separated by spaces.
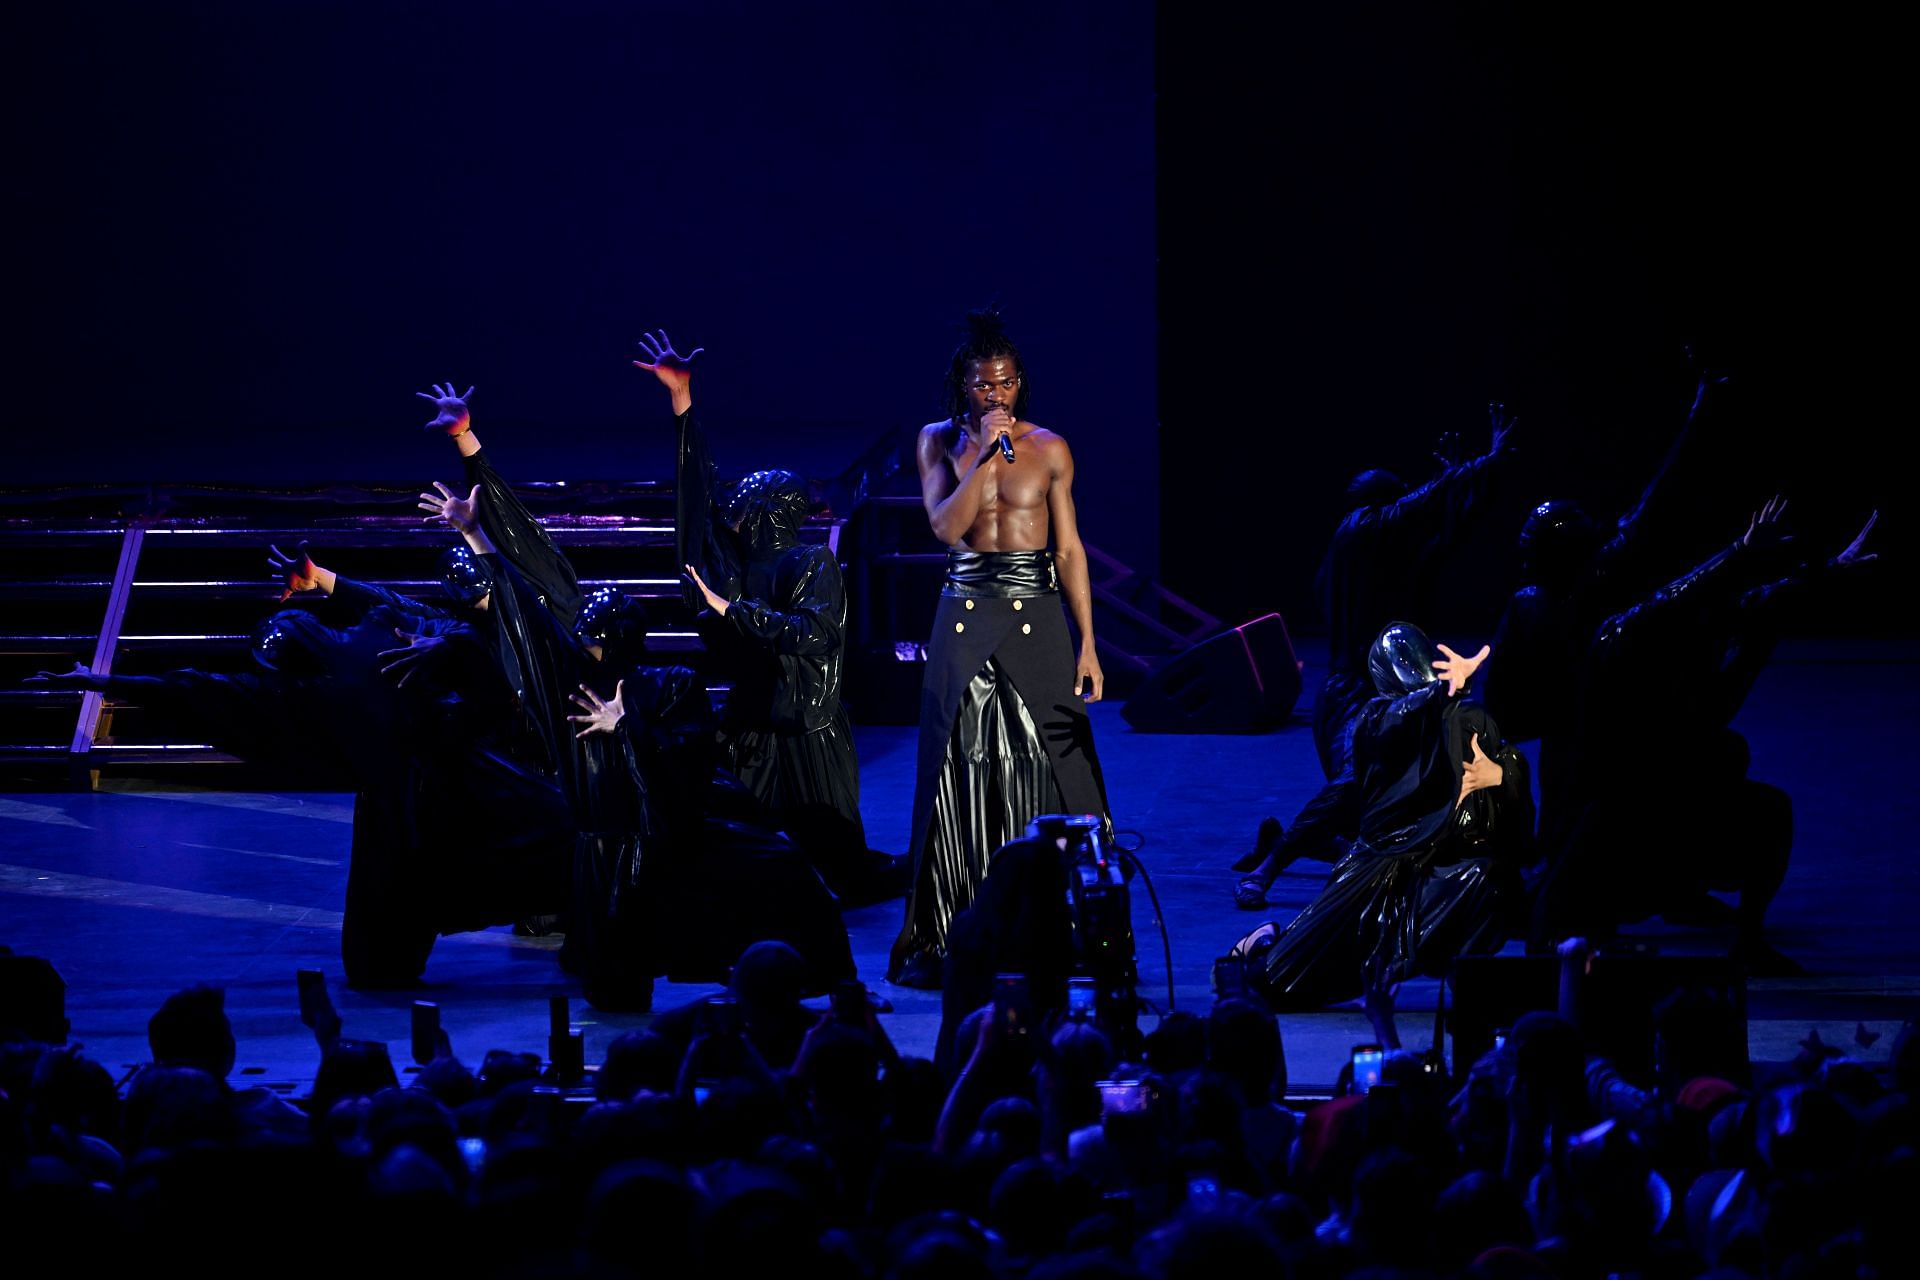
xmin=1027 ymin=813 xmax=1141 ymax=1050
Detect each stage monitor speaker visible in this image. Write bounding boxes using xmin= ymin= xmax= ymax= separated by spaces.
xmin=1121 ymin=613 xmax=1303 ymax=733
xmin=1450 ymin=951 xmax=1747 ymax=1084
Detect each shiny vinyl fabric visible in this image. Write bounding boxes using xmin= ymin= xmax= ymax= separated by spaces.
xmin=673 ymin=410 xmax=872 ymax=892
xmin=659 ymin=774 xmax=856 ymax=991
xmin=103 ymin=582 xmax=572 ymax=988
xmin=730 ymin=706 xmax=873 ymax=892
xmin=724 ymin=543 xmax=848 ymax=734
xmin=892 ymin=549 xmax=1112 ymax=978
xmin=1367 ymin=621 xmax=1443 ymax=699
xmin=1252 ymin=682 xmax=1532 ymax=1010
xmin=1254 ymin=843 xmax=1510 ymax=1009
xmin=894 ymin=659 xmax=1057 ymax=968
xmin=943 ymin=547 xmax=1058 ymax=597
xmin=463 ymin=447 xmax=582 ymax=629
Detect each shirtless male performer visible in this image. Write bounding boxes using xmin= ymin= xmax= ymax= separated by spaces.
xmin=889 ymin=309 xmax=1113 ymax=989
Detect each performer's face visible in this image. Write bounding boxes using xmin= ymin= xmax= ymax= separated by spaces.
xmin=962 ymin=357 xmax=1021 ymax=424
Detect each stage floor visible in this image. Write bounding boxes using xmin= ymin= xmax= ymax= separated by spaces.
xmin=3 ymin=638 xmax=1913 ymax=1094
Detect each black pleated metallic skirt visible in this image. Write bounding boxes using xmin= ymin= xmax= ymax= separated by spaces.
xmin=891 ymin=550 xmax=1111 ymax=978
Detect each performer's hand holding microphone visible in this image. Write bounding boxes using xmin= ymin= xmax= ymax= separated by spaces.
xmin=978 ymin=406 xmax=1016 ymax=463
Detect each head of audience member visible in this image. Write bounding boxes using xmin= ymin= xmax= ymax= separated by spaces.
xmin=1435 ymin=1170 xmax=1536 ymax=1270
xmin=0 ymin=949 xmax=69 ymax=1046
xmin=1174 ymin=1072 xmax=1249 ymax=1175
xmin=888 ymin=1214 xmax=997 ymax=1280
xmin=27 ymin=1045 xmax=120 ymax=1148
xmin=1755 ymin=1082 xmax=1860 ymax=1178
xmin=1143 ymin=1013 xmax=1206 ymax=1077
xmin=977 ymin=1095 xmax=1043 ymax=1162
xmin=757 ymin=1134 xmax=838 ymax=1215
xmin=870 ymin=1144 xmax=965 ymax=1229
xmin=1040 ymin=1020 xmax=1115 ymax=1141
xmin=695 ymin=1076 xmax=789 ymax=1163
xmin=886 ymin=1055 xmax=946 ymax=1147
xmin=702 ymin=1163 xmax=827 ymax=1275
xmin=794 ymin=1022 xmax=885 ymax=1127
xmin=1533 ymin=1120 xmax=1661 ymax=1269
xmin=729 ymin=941 xmax=807 ymax=1007
xmin=1133 ymin=1212 xmax=1284 ymax=1280
xmin=1205 ymin=999 xmax=1285 ymax=1107
xmin=476 ymin=1049 xmax=544 ymax=1096
xmin=1347 ymin=1148 xmax=1443 ymax=1267
xmin=582 ymin=1159 xmax=702 ymax=1276
xmin=122 ymin=1064 xmax=235 ymax=1155
xmin=366 ymin=1087 xmax=462 ymax=1183
xmin=412 ymin=1054 xmax=477 ymax=1110
xmin=148 ymin=985 xmax=236 ymax=1081
xmin=990 ymin=1157 xmax=1079 ymax=1263
xmin=597 ymin=1030 xmax=680 ymax=1102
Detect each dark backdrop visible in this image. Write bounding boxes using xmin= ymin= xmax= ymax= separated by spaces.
xmin=12 ymin=0 xmax=1160 ymax=573
xmin=1159 ymin=3 xmax=1900 ymax=636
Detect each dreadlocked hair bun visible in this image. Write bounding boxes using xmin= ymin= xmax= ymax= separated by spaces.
xmin=944 ymin=305 xmax=1029 ymax=422
xmin=963 ymin=306 xmax=1011 ymax=343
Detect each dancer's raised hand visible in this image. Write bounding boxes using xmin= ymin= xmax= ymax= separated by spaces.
xmin=684 ymin=563 xmax=729 ymax=615
xmin=1830 ymin=510 xmax=1879 ymax=571
xmin=416 ymin=383 xmax=475 ymax=436
xmin=568 ymin=681 xmax=627 ymax=738
xmin=419 ymin=482 xmax=482 ymax=533
xmin=1432 ymin=643 xmax=1490 ymax=697
xmin=634 ymin=330 xmax=703 ymax=413
xmin=268 ymin=541 xmax=323 ymax=601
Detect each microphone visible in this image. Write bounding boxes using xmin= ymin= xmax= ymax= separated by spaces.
xmin=997 ymin=432 xmax=1015 ymax=463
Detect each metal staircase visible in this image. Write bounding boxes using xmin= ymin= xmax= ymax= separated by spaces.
xmin=0 ymin=481 xmax=838 ymax=789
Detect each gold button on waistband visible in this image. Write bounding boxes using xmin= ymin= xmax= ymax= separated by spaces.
xmin=1022 ymin=623 xmax=1031 ymax=634
xmin=955 ymin=622 xmax=965 ymax=633
xmin=964 ymin=599 xmax=975 ymax=610
xmin=1012 ymin=599 xmax=1024 ymax=611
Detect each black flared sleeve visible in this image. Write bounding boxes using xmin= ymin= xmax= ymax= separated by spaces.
xmin=675 ymin=410 xmax=743 ymax=608
xmin=462 ymin=447 xmax=583 ymax=629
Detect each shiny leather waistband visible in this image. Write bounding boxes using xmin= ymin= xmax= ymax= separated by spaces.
xmin=943 ymin=549 xmax=1058 ymax=597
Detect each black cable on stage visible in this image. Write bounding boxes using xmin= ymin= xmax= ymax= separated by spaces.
xmin=1108 ymin=828 xmax=1176 ymax=1016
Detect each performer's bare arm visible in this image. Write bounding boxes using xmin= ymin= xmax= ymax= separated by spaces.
xmin=1046 ymin=438 xmax=1104 ymax=702
xmin=918 ymin=418 xmax=1003 ymax=547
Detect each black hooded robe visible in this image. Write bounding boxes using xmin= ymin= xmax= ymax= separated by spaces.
xmin=675 ymin=409 xmax=881 ymax=896
xmin=93 ymin=584 xmax=569 ymax=987
xmin=1271 ymin=450 xmax=1505 ymax=870
xmin=484 ymin=552 xmax=855 ymax=1006
xmin=1251 ymin=665 xmax=1533 ymax=1010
